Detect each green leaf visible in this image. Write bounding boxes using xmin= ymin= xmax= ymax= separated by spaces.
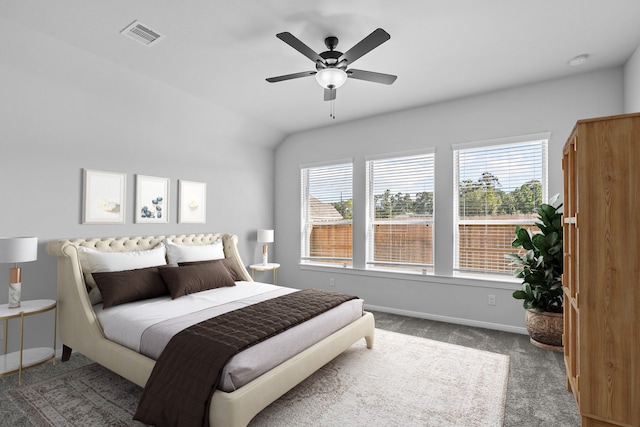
xmin=504 ymin=253 xmax=522 ymax=262
xmin=513 ymin=290 xmax=526 ymax=299
xmin=513 ymin=226 xmax=534 ymax=250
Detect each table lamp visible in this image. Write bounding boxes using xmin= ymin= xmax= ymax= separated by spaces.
xmin=0 ymin=237 xmax=38 ymax=308
xmin=257 ymin=229 xmax=274 ymax=265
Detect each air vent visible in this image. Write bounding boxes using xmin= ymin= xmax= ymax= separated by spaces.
xmin=120 ymin=20 xmax=165 ymax=47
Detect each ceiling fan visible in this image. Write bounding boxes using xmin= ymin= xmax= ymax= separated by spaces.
xmin=266 ymin=28 xmax=397 ymax=117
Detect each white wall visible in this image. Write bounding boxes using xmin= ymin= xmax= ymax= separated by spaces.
xmin=624 ymin=45 xmax=640 ymax=113
xmin=274 ymin=67 xmax=624 ymax=333
xmin=0 ymin=20 xmax=282 ymax=352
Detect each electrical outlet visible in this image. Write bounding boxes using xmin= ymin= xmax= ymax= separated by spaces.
xmin=488 ymin=294 xmax=496 ymax=306
xmin=329 ymin=278 xmax=335 ymax=288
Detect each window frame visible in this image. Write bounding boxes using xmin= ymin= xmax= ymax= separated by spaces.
xmin=452 ymin=133 xmax=549 ymax=277
xmin=365 ymin=149 xmax=436 ymax=274
xmin=300 ymin=159 xmax=354 ymax=268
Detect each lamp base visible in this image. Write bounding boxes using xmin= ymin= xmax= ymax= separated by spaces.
xmin=262 ymin=244 xmax=269 ymax=265
xmin=8 ymin=282 xmax=21 ymax=308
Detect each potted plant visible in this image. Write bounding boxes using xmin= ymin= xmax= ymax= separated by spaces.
xmin=505 ymin=194 xmax=563 ymax=351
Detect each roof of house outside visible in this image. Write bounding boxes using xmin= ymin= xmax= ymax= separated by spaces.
xmin=310 ymin=197 xmax=344 ymax=221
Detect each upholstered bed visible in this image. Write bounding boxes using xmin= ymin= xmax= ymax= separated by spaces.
xmin=45 ymin=233 xmax=375 ymax=427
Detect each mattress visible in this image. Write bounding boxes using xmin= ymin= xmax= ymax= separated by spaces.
xmin=94 ymin=281 xmax=363 ymax=392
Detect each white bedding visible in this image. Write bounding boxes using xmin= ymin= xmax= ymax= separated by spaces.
xmin=95 ymin=281 xmax=364 ymax=391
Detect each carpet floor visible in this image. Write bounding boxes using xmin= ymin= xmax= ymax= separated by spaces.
xmin=0 ymin=310 xmax=580 ymax=426
xmin=3 ymin=329 xmax=508 ymax=427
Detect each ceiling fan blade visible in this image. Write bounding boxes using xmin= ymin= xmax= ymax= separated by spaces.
xmin=324 ymin=88 xmax=336 ymax=101
xmin=266 ymin=71 xmax=316 ymax=83
xmin=347 ymin=69 xmax=397 ymax=85
xmin=338 ymin=28 xmax=390 ymax=65
xmin=276 ymin=32 xmax=325 ymax=64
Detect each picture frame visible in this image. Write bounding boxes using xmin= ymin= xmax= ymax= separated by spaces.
xmin=135 ymin=175 xmax=170 ymax=223
xmin=82 ymin=169 xmax=126 ymax=224
xmin=178 ymin=180 xmax=206 ymax=223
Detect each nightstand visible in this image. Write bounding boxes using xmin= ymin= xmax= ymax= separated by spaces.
xmin=0 ymin=299 xmax=57 ymax=384
xmin=249 ymin=263 xmax=280 ymax=284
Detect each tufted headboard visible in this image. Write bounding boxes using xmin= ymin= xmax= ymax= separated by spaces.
xmin=46 ymin=233 xmax=252 ymax=282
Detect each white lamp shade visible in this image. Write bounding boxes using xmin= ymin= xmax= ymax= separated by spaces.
xmin=315 ymin=68 xmax=348 ymax=89
xmin=257 ymin=229 xmax=274 ymax=243
xmin=0 ymin=237 xmax=38 ymax=263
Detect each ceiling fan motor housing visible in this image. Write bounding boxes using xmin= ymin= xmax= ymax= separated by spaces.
xmin=317 ymin=50 xmax=344 ymax=70
xmin=316 ymin=36 xmax=346 ymax=70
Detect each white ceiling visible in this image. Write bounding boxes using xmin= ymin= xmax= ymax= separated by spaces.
xmin=3 ymin=0 xmax=640 ymax=138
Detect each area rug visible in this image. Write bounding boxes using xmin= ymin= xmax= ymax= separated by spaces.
xmin=7 ymin=329 xmax=509 ymax=427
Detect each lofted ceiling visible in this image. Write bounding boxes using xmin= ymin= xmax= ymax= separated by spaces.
xmin=2 ymin=1 xmax=640 ymax=139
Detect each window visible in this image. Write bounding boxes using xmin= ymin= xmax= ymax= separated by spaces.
xmin=301 ymin=161 xmax=353 ymax=267
xmin=366 ymin=151 xmax=435 ymax=273
xmin=453 ymin=134 xmax=548 ymax=276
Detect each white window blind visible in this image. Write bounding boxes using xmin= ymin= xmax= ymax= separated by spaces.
xmin=453 ymin=137 xmax=548 ymax=275
xmin=301 ymin=162 xmax=353 ymax=267
xmin=366 ymin=152 xmax=435 ymax=273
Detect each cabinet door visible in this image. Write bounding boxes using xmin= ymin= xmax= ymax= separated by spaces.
xmin=561 ymin=134 xmax=579 ymax=394
xmin=562 ymin=134 xmax=578 ymax=300
xmin=578 ymin=116 xmax=640 ymax=426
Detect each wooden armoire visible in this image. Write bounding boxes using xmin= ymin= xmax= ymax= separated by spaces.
xmin=562 ymin=112 xmax=640 ymax=427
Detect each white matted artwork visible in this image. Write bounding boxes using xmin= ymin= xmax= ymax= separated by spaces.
xmin=83 ymin=169 xmax=126 ymax=224
xmin=179 ymin=180 xmax=206 ymax=223
xmin=135 ymin=175 xmax=169 ymax=223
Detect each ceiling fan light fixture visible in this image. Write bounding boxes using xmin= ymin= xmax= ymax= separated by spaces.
xmin=315 ymin=68 xmax=348 ymax=89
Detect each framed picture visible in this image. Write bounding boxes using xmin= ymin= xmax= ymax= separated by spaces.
xmin=83 ymin=169 xmax=126 ymax=224
xmin=179 ymin=180 xmax=206 ymax=223
xmin=135 ymin=175 xmax=170 ymax=223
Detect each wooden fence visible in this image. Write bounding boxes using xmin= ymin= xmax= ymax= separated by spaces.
xmin=310 ymin=222 xmax=537 ymax=274
xmin=457 ymin=223 xmax=537 ymax=273
xmin=309 ymin=224 xmax=352 ymax=262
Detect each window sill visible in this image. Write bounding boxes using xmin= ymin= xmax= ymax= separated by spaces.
xmin=298 ymin=263 xmax=520 ymax=291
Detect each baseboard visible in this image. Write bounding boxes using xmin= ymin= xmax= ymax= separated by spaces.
xmin=365 ymin=304 xmax=528 ymax=335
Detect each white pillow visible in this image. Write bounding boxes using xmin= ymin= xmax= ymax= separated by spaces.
xmin=78 ymin=243 xmax=167 ymax=304
xmin=164 ymin=238 xmax=225 ymax=265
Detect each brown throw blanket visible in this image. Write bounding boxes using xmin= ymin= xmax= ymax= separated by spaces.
xmin=134 ymin=288 xmax=358 ymax=427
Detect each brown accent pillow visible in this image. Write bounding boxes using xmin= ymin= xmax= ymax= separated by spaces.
xmin=159 ymin=262 xmax=236 ymax=299
xmin=92 ymin=267 xmax=169 ymax=308
xmin=178 ymin=258 xmax=243 ymax=281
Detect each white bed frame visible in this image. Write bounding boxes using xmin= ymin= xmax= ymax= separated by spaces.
xmin=46 ymin=233 xmax=375 ymax=427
